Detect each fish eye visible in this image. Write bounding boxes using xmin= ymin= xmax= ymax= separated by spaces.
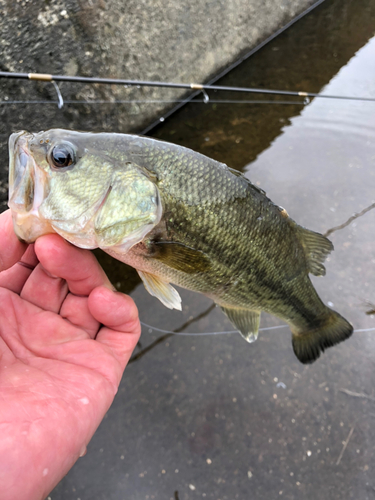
xmin=50 ymin=143 xmax=76 ymax=169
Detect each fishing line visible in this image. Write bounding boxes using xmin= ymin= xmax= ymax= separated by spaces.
xmin=141 ymin=321 xmax=238 ymax=336
xmin=351 ymin=327 xmax=375 ymax=333
xmin=140 ymin=321 xmax=375 ymax=336
xmin=141 ymin=321 xmax=289 ymax=335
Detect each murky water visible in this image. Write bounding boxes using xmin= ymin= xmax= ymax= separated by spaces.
xmin=3 ymin=0 xmax=375 ymax=498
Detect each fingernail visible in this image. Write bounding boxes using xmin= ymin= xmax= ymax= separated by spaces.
xmin=101 ymin=282 xmax=117 ymax=292
xmin=79 ymin=446 xmax=87 ymax=457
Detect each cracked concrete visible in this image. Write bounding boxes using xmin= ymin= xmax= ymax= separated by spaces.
xmin=324 ymin=202 xmax=375 ymax=238
xmin=129 ymin=304 xmax=216 ymax=364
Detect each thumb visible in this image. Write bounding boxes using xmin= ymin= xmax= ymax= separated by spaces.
xmin=88 ymin=286 xmax=141 ymax=383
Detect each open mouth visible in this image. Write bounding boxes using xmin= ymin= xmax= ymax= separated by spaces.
xmin=8 ymin=131 xmax=35 ymax=212
xmin=8 ymin=131 xmax=53 ymax=243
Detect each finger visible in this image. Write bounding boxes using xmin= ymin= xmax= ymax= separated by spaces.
xmin=20 ymin=263 xmax=69 ymax=313
xmin=0 ymin=287 xmax=91 ymax=352
xmin=88 ymin=286 xmax=141 ymax=385
xmin=0 ymin=245 xmax=39 ymax=293
xmin=60 ymin=294 xmax=100 ymax=338
xmin=0 ymin=210 xmax=27 ymax=271
xmin=35 ymin=235 xmax=111 ymax=296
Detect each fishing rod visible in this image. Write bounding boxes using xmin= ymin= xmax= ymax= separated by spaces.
xmin=1 ymin=71 xmax=375 ymax=103
xmin=0 ymin=99 xmax=309 ymax=106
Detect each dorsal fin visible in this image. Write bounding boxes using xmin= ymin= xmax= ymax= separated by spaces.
xmin=297 ymin=227 xmax=334 ymax=277
xmin=227 ymin=166 xmax=266 ymax=195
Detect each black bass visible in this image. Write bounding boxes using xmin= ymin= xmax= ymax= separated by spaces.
xmin=8 ymin=129 xmax=353 ymax=363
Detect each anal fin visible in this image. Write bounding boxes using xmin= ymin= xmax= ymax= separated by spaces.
xmin=220 ymin=306 xmax=260 ymax=343
xmin=138 ymin=270 xmax=182 ymax=310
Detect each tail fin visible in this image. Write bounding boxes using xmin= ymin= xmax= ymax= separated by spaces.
xmin=292 ymin=310 xmax=353 ymax=364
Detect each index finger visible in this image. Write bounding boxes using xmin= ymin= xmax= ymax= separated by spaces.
xmin=0 ymin=210 xmax=27 ymax=272
xmin=35 ymin=234 xmax=111 ymax=296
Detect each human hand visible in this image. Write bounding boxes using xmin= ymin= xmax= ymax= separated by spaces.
xmin=0 ymin=210 xmax=140 ymax=500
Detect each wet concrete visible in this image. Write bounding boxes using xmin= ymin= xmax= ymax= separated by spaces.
xmin=2 ymin=0 xmax=375 ymax=498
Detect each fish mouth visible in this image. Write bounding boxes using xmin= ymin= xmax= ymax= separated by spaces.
xmin=8 ymin=131 xmax=31 ymax=202
xmin=8 ymin=131 xmax=52 ymax=242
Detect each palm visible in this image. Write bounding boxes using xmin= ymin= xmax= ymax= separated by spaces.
xmin=0 ymin=211 xmax=140 ymax=500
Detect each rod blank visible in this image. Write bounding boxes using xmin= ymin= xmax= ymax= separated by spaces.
xmin=1 ymin=70 xmax=375 ymax=102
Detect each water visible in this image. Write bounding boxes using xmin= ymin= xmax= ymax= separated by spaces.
xmin=3 ymin=0 xmax=375 ymax=498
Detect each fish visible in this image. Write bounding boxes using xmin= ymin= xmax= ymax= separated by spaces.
xmin=8 ymin=129 xmax=353 ymax=364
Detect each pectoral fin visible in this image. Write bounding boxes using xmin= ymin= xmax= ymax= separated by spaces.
xmin=138 ymin=270 xmax=182 ymax=310
xmin=152 ymin=241 xmax=211 ymax=274
xmin=220 ymin=306 xmax=261 ymax=343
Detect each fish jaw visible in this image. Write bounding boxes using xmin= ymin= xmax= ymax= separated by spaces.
xmin=8 ymin=131 xmax=54 ymax=242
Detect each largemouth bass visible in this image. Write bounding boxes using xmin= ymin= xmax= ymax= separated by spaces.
xmin=8 ymin=129 xmax=353 ymax=364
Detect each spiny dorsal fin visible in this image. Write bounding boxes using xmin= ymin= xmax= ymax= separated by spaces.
xmin=227 ymin=166 xmax=266 ymax=195
xmin=152 ymin=241 xmax=211 ymax=274
xmin=220 ymin=306 xmax=261 ymax=343
xmin=297 ymin=227 xmax=334 ymax=277
xmin=138 ymin=270 xmax=182 ymax=310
